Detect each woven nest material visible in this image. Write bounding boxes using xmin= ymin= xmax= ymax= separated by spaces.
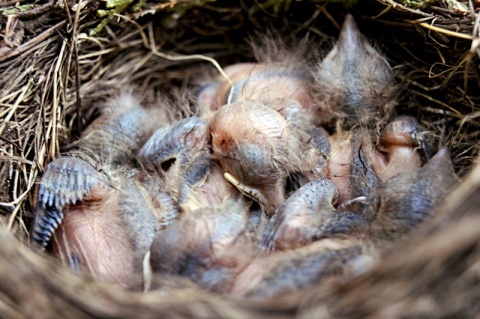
xmin=1 ymin=0 xmax=480 ymax=317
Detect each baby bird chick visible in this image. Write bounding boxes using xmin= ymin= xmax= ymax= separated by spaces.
xmin=370 ymin=147 xmax=458 ymax=244
xmin=149 ymin=198 xmax=254 ymax=293
xmin=228 ymin=150 xmax=455 ymax=300
xmin=230 ymin=180 xmax=368 ymax=299
xmin=31 ymin=93 xmax=177 ymax=288
xmin=367 ymin=116 xmax=424 ymax=183
xmin=32 ymin=157 xmax=136 ymax=288
xmin=197 ymin=62 xmax=313 ymax=119
xmin=232 ymin=244 xmax=366 ymax=298
xmin=314 ymin=14 xmax=397 ymax=129
xmin=209 ymin=101 xmax=304 ymax=215
xmin=326 ymin=116 xmax=425 ymax=220
xmin=137 ymin=117 xmax=208 ymax=199
xmin=137 ymin=116 xmax=237 ymax=213
xmin=262 ymin=178 xmax=368 ymax=251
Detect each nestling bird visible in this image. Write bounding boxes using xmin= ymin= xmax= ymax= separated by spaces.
xmin=137 ymin=116 xmax=238 ymax=213
xmin=261 ymin=178 xmax=368 ymax=251
xmin=149 ymin=198 xmax=255 ymax=293
xmin=230 ymin=149 xmax=456 ymax=299
xmin=370 ymin=147 xmax=458 ymax=244
xmin=324 ymin=115 xmax=425 ymax=221
xmin=196 ymin=52 xmax=314 ymax=119
xmin=209 ymin=100 xmax=306 ymax=214
xmin=31 ymin=93 xmax=180 ymax=288
xmin=313 ymin=14 xmax=397 ymax=130
xmin=30 ymin=14 xmax=458 ymax=300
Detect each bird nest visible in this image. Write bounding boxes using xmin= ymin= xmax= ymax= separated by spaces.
xmin=1 ymin=0 xmax=480 ymax=317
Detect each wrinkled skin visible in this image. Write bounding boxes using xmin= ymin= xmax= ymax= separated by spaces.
xmin=197 ymin=63 xmax=314 ymax=118
xmin=32 ymin=97 xmax=240 ymax=289
xmin=148 ymin=179 xmax=369 ymax=296
xmin=159 ymin=15 xmax=454 ymax=298
xmin=209 ymin=101 xmax=301 ymax=214
xmin=203 ymin=16 xmax=412 ymax=215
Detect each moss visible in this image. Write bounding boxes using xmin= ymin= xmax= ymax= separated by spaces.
xmin=393 ymin=0 xmax=437 ymax=9
xmin=1 ymin=4 xmax=35 ymax=16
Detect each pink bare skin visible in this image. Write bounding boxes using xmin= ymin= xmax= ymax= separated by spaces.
xmin=326 ymin=131 xmax=354 ymax=205
xmin=210 ymin=101 xmax=304 ymax=214
xmin=229 ymin=150 xmax=454 ymax=299
xmin=178 ymin=159 xmax=239 ymax=214
xmin=197 ymin=63 xmax=313 ymax=118
xmin=31 ymin=14 xmax=452 ymax=298
xmin=31 ymin=93 xmax=175 ymax=289
xmin=51 ymin=184 xmax=135 ymax=288
xmin=368 ymin=116 xmax=422 ymax=182
xmin=149 ymin=199 xmax=254 ymax=293
xmin=32 ymin=157 xmax=137 ymax=288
